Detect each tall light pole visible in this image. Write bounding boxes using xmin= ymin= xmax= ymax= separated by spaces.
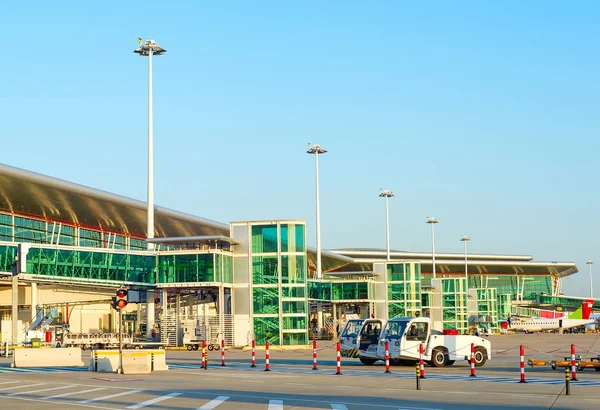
xmin=460 ymin=236 xmax=471 ymax=291
xmin=134 ymin=39 xmax=167 ymax=251
xmin=587 ymin=260 xmax=594 ymax=299
xmin=379 ymin=189 xmax=394 ymax=261
xmin=426 ymin=217 xmax=439 ymax=279
xmin=307 ymin=143 xmax=327 ymax=279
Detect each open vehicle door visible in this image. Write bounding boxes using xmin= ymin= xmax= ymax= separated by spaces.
xmin=401 ymin=319 xmax=429 ymax=359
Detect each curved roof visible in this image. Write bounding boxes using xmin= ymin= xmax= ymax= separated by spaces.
xmin=0 ymin=163 xmax=228 ymax=238
xmin=330 ymin=249 xmax=578 ymax=278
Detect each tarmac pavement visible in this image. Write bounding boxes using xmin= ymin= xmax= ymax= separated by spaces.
xmin=0 ymin=333 xmax=598 ymax=409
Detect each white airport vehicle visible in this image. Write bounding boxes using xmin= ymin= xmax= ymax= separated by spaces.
xmin=339 ymin=318 xmax=377 ymax=358
xmin=508 ymin=300 xmax=595 ymax=333
xmin=352 ymin=317 xmax=492 ymax=367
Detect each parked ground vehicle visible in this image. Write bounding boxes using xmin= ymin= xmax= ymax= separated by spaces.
xmin=343 ymin=317 xmax=492 ymax=367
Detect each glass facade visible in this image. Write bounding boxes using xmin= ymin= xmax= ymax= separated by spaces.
xmin=24 ymin=246 xmax=155 ymax=284
xmin=387 ymin=262 xmax=422 ymax=318
xmin=250 ymin=222 xmax=308 ymax=345
xmin=251 ymin=225 xmax=278 ymax=253
xmin=0 ymin=211 xmax=147 ymax=250
xmin=474 ymin=288 xmax=498 ymax=331
xmin=158 ymin=254 xmax=215 ymax=283
xmin=438 ymin=278 xmax=468 ymax=332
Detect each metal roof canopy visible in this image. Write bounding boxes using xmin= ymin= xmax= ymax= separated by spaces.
xmin=322 ymin=271 xmax=376 ymax=279
xmin=148 ymin=235 xmax=240 ymax=249
xmin=0 ymin=163 xmax=229 ymax=238
xmin=330 ymin=258 xmax=578 ymax=278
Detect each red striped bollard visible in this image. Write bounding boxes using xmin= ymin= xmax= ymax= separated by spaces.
xmin=221 ymin=339 xmax=226 ymax=367
xmin=519 ymin=345 xmax=526 ymax=383
xmin=385 ymin=340 xmax=391 ymax=374
xmin=336 ymin=342 xmax=342 ymax=375
xmin=419 ymin=343 xmax=425 ymax=379
xmin=250 ymin=340 xmax=256 ymax=368
xmin=265 ymin=341 xmax=271 ymax=371
xmin=469 ymin=343 xmax=476 ymax=377
xmin=312 ymin=340 xmax=318 ymax=371
xmin=571 ymin=344 xmax=578 ymax=381
xmin=201 ymin=340 xmax=206 ymax=369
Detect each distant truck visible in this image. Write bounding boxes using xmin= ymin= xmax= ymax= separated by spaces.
xmin=341 ymin=317 xmax=492 ymax=367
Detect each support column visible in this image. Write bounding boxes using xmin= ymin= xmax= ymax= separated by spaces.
xmin=317 ymin=304 xmax=324 ymax=334
xmin=218 ymin=286 xmax=225 ymax=343
xmin=30 ymin=282 xmax=37 ymax=322
xmin=146 ymin=291 xmax=155 ymax=341
xmin=175 ymin=293 xmax=181 ymax=347
xmin=12 ymin=275 xmax=18 ymax=346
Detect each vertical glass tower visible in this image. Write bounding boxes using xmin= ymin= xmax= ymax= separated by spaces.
xmin=231 ymin=221 xmax=308 ymax=345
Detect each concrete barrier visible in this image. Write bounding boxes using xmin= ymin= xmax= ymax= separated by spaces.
xmin=122 ymin=352 xmax=151 ymax=374
xmin=148 ymin=350 xmax=169 ymax=371
xmin=89 ymin=350 xmax=167 ymax=373
xmin=89 ymin=351 xmax=120 ymax=372
xmin=13 ymin=348 xmax=84 ymax=368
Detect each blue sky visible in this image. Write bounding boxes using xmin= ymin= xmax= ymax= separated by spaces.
xmin=1 ymin=1 xmax=599 ymax=297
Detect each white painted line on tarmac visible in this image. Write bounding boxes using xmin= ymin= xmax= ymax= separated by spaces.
xmin=8 ymin=385 xmax=75 ymax=396
xmin=0 ymin=381 xmax=21 ymax=386
xmin=331 ymin=404 xmax=349 ymax=410
xmin=0 ymin=383 xmax=46 ymax=391
xmin=127 ymin=392 xmax=182 ymax=409
xmin=269 ymin=399 xmax=284 ymax=410
xmin=398 ymin=407 xmax=443 ymax=410
xmin=79 ymin=389 xmax=143 ymax=404
xmin=284 ymin=382 xmax=311 ymax=386
xmin=197 ymin=395 xmax=230 ymax=409
xmin=44 ymin=387 xmax=107 ymax=399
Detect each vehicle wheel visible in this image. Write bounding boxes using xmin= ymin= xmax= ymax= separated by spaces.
xmin=134 ymin=345 xmax=141 ymax=350
xmin=359 ymin=357 xmax=377 ymax=365
xmin=187 ymin=345 xmax=193 ymax=351
xmin=193 ymin=345 xmax=199 ymax=351
xmin=208 ymin=345 xmax=214 ymax=351
xmin=431 ymin=348 xmax=447 ymax=367
xmin=595 ymin=367 xmax=600 ymax=372
xmin=81 ymin=345 xmax=87 ymax=351
xmin=551 ymin=364 xmax=557 ymax=370
xmin=474 ymin=347 xmax=487 ymax=367
xmin=446 ymin=360 xmax=455 ymax=366
xmin=55 ymin=342 xmax=62 ymax=348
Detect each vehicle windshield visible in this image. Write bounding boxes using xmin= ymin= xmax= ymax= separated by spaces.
xmin=381 ymin=320 xmax=409 ymax=340
xmin=341 ymin=320 xmax=363 ymax=338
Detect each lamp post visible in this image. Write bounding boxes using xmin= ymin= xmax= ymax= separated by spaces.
xmin=587 ymin=260 xmax=594 ymax=299
xmin=426 ymin=217 xmax=439 ymax=279
xmin=134 ymin=39 xmax=167 ymax=251
xmin=379 ymin=189 xmax=394 ymax=261
xmin=307 ymin=143 xmax=327 ymax=280
xmin=460 ymin=235 xmax=471 ymax=292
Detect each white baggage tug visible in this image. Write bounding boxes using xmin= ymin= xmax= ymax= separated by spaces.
xmin=341 ymin=317 xmax=491 ymax=367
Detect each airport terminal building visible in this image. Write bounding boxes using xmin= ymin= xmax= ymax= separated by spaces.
xmin=0 ymin=164 xmax=589 ymax=346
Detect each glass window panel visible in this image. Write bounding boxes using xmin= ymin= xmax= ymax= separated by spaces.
xmin=253 ymin=287 xmax=279 ymax=314
xmin=253 ymin=317 xmax=280 ymax=345
xmin=252 ymin=256 xmax=278 ymax=285
xmin=0 ymin=213 xmax=12 ymax=241
xmin=223 ymin=255 xmax=233 ymax=283
xmin=282 ymin=316 xmax=306 ymax=329
xmin=308 ymin=282 xmax=331 ymax=300
xmin=281 ymin=301 xmax=306 ymax=314
xmin=387 ymin=263 xmax=405 ymax=281
xmin=281 ymin=255 xmax=306 ymax=284
xmin=282 ymin=286 xmax=306 ymax=298
xmin=251 ymin=225 xmax=278 ymax=253
xmin=282 ymin=331 xmax=307 ymax=345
